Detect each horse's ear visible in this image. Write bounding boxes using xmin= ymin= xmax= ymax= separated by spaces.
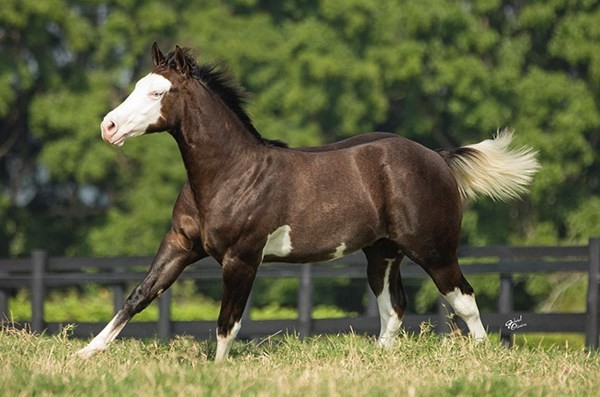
xmin=173 ymin=45 xmax=189 ymax=74
xmin=151 ymin=42 xmax=165 ymax=67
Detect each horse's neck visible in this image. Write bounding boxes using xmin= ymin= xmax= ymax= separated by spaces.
xmin=171 ymin=88 xmax=265 ymax=202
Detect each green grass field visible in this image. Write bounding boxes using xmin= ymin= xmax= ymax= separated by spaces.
xmin=1 ymin=325 xmax=598 ymax=396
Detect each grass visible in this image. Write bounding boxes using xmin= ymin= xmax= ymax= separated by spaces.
xmin=1 ymin=325 xmax=599 ymax=396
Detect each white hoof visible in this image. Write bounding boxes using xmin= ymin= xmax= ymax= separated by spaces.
xmin=377 ymin=336 xmax=397 ymax=349
xmin=76 ymin=344 xmax=105 ymax=359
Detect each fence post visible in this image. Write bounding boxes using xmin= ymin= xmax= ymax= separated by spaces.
xmin=31 ymin=250 xmax=48 ymax=334
xmin=0 ymin=288 xmax=8 ymax=323
xmin=499 ymin=276 xmax=514 ymax=313
xmin=365 ymin=283 xmax=378 ymax=317
xmin=297 ymin=263 xmax=313 ymax=339
xmin=437 ymin=297 xmax=455 ymax=334
xmin=158 ymin=288 xmax=172 ymax=341
xmin=243 ymin=288 xmax=253 ymax=322
xmin=499 ymin=247 xmax=514 ymax=347
xmin=113 ymin=285 xmax=125 ymax=315
xmin=585 ymin=238 xmax=600 ymax=350
xmin=0 ymin=264 xmax=8 ymax=322
xmin=112 ymin=266 xmax=126 ymax=315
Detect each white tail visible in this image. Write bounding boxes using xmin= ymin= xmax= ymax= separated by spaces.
xmin=442 ymin=129 xmax=540 ymax=202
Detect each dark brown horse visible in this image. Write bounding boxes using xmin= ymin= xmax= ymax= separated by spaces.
xmin=78 ymin=44 xmax=539 ymax=361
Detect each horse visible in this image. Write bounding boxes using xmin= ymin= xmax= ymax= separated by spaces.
xmin=78 ymin=43 xmax=539 ymax=361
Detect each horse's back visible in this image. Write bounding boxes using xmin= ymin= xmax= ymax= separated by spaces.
xmin=280 ymin=133 xmax=461 ymax=217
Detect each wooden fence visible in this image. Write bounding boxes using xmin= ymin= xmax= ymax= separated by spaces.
xmin=0 ymin=238 xmax=599 ymax=349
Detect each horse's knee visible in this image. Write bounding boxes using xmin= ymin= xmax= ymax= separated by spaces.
xmin=122 ymin=285 xmax=153 ymax=315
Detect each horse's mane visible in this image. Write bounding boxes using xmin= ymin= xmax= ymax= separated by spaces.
xmin=162 ymin=48 xmax=287 ymax=148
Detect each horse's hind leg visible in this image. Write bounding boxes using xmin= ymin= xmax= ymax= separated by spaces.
xmin=364 ymin=239 xmax=406 ymax=348
xmin=419 ymin=254 xmax=486 ymax=340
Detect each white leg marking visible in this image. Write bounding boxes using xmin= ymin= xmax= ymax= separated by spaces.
xmin=262 ymin=225 xmax=293 ymax=258
xmin=331 ymin=242 xmax=347 ymax=260
xmin=443 ymin=288 xmax=487 ymax=341
xmin=215 ymin=321 xmax=242 ymax=362
xmin=76 ymin=313 xmax=127 ymax=358
xmin=377 ymin=259 xmax=402 ymax=349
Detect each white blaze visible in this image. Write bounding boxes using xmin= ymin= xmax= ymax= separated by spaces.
xmin=101 ymin=73 xmax=172 ymax=146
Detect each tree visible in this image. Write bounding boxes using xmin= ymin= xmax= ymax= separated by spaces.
xmin=0 ymin=0 xmax=186 ymax=256
xmin=1 ymin=0 xmax=598 ymax=261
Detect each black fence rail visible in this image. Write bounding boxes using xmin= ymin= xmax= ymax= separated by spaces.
xmin=0 ymin=238 xmax=599 ymax=349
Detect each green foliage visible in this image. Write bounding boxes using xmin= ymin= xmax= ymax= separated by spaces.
xmin=567 ymin=197 xmax=600 ymax=242
xmin=7 ymin=281 xmax=356 ymax=322
xmin=251 ymin=303 xmax=356 ymax=320
xmin=2 ymin=0 xmax=599 ymax=254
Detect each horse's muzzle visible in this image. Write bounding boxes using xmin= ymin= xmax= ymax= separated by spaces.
xmin=101 ymin=118 xmax=125 ymax=146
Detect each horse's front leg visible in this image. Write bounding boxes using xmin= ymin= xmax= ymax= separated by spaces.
xmin=77 ymin=228 xmax=206 ymax=358
xmin=215 ymin=255 xmax=259 ymax=361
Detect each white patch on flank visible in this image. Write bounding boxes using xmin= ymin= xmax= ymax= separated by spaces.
xmin=376 ymin=258 xmax=402 ymax=349
xmin=101 ymin=73 xmax=172 ymax=146
xmin=262 ymin=225 xmax=293 ymax=258
xmin=215 ymin=321 xmax=242 ymax=361
xmin=76 ymin=313 xmax=127 ymax=358
xmin=443 ymin=288 xmax=487 ymax=341
xmin=331 ymin=242 xmax=347 ymax=260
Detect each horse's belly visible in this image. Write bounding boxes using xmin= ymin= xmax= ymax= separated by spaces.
xmin=261 ymin=156 xmax=387 ymax=263
xmin=262 ymin=215 xmax=381 ymax=263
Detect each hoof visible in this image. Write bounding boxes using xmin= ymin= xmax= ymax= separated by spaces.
xmin=76 ymin=346 xmax=103 ymax=359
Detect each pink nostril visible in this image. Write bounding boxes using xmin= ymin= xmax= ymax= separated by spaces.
xmin=102 ymin=119 xmax=118 ymax=138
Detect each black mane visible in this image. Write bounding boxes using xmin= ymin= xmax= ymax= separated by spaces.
xmin=163 ymin=48 xmax=287 ymax=148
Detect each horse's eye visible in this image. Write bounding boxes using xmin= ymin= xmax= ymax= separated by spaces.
xmin=150 ymin=91 xmax=164 ymax=98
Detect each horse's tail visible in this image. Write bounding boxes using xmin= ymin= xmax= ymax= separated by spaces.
xmin=438 ymin=129 xmax=540 ymax=202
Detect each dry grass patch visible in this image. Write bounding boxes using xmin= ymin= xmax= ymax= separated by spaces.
xmin=1 ymin=325 xmax=598 ymax=396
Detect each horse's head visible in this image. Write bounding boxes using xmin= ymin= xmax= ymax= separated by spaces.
xmin=101 ymin=43 xmax=190 ymax=146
